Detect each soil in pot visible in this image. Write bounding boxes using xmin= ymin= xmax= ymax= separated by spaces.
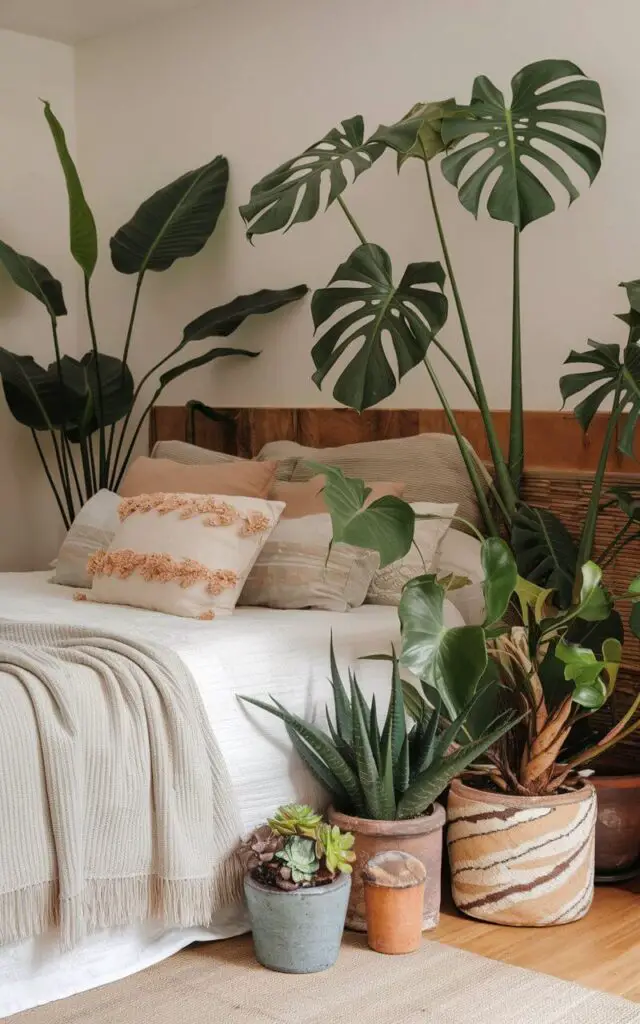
xmin=328 ymin=803 xmax=445 ymax=932
xmin=244 ymin=872 xmax=351 ymax=974
xmin=591 ymin=774 xmax=640 ymax=879
xmin=447 ymin=778 xmax=597 ymax=927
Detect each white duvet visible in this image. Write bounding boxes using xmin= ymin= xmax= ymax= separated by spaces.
xmin=0 ymin=572 xmax=464 ymax=1016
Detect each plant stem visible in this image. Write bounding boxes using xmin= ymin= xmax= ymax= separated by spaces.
xmin=49 ymin=317 xmax=76 ymax=521
xmin=84 ymin=276 xmax=106 ymax=488
xmin=423 ymin=357 xmax=499 ymax=536
xmin=106 ymin=271 xmax=146 ymax=472
xmin=422 ymin=152 xmax=515 ymax=517
xmin=62 ymin=434 xmax=85 ymax=508
xmin=78 ymin=436 xmax=95 ymax=497
xmin=109 ymin=343 xmax=181 ymax=489
xmin=597 ymin=518 xmax=632 ymax=569
xmin=430 ymin=339 xmax=478 ymax=403
xmin=576 ymin=381 xmax=624 ymax=568
xmin=336 ymin=196 xmax=367 ymax=245
xmin=508 ymin=226 xmax=523 ymax=494
xmin=112 ymin=388 xmax=161 ymax=492
xmin=30 ymin=430 xmax=70 ymax=530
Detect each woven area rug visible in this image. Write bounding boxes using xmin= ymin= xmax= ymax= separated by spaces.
xmin=11 ymin=934 xmax=640 ymax=1024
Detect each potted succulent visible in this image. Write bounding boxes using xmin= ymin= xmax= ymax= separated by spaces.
xmin=239 ymin=641 xmax=517 ymax=931
xmin=240 ymin=804 xmax=354 ymax=973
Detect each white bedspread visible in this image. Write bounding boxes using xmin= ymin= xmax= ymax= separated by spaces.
xmin=0 ymin=572 xmax=463 ymax=1015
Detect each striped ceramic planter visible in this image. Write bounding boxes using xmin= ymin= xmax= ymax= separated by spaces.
xmin=447 ymin=778 xmax=597 ymax=927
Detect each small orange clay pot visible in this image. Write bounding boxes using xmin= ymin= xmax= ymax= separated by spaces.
xmin=364 ymin=851 xmax=426 ymax=955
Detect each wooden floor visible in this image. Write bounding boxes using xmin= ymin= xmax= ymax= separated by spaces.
xmin=431 ymin=876 xmax=640 ymax=1001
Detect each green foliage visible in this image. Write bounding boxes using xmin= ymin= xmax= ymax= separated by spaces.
xmin=315 ymin=824 xmax=356 ymax=874
xmin=440 ymin=60 xmax=605 ymax=231
xmin=0 ymin=240 xmax=66 ymax=318
xmin=275 ymin=836 xmax=320 ymax=883
xmin=310 ymin=244 xmax=448 ymax=411
xmin=239 ymin=640 xmax=516 ymax=820
xmin=511 ymin=504 xmax=578 ymax=609
xmin=268 ymin=804 xmax=322 ymax=838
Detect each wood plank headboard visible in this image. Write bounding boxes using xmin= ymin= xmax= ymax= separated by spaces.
xmin=151 ymin=404 xmax=640 ymax=772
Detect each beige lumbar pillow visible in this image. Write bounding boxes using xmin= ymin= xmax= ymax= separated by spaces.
xmin=88 ymin=492 xmax=284 ymax=619
xmin=270 ymin=477 xmax=405 ymax=518
xmin=119 ymin=456 xmax=277 ymax=500
xmin=366 ymin=501 xmax=458 ymax=605
xmin=238 ymin=514 xmax=379 ymax=613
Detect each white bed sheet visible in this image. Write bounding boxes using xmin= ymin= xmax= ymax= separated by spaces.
xmin=0 ymin=572 xmax=463 ymax=1016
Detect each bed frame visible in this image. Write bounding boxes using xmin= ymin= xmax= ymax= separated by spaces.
xmin=151 ymin=405 xmax=640 ymax=773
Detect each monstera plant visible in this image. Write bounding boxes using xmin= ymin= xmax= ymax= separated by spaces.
xmin=0 ymin=103 xmax=307 ymax=527
xmin=239 ymin=58 xmax=608 ymax=561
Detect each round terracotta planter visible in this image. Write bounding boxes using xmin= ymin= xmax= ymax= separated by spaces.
xmin=328 ymin=803 xmax=445 ymax=933
xmin=591 ymin=775 xmax=640 ymax=876
xmin=447 ymin=778 xmax=597 ymax=927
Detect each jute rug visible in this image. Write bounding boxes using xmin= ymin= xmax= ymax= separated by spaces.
xmin=10 ymin=934 xmax=640 ymax=1024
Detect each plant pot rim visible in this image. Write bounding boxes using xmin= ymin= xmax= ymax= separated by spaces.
xmin=451 ymin=777 xmax=595 ymax=807
xmin=244 ymin=871 xmax=350 ymax=897
xmin=328 ymin=801 xmax=445 ymax=837
xmin=590 ymin=773 xmax=640 ymax=788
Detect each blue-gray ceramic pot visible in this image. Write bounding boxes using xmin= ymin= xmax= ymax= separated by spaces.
xmin=244 ymin=872 xmax=351 ymax=973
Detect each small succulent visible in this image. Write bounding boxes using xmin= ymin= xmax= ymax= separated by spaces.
xmin=239 ymin=824 xmax=284 ymax=873
xmin=315 ymin=824 xmax=356 ymax=875
xmin=268 ymin=804 xmax=322 ymax=838
xmin=275 ymin=836 xmax=320 ymax=883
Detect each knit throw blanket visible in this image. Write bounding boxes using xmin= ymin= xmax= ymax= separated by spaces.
xmin=0 ymin=621 xmax=243 ymax=948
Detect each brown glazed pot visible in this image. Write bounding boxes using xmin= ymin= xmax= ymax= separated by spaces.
xmin=328 ymin=803 xmax=445 ymax=932
xmin=447 ymin=778 xmax=597 ymax=927
xmin=591 ymin=775 xmax=640 ymax=874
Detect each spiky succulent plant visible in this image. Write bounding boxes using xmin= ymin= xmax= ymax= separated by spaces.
xmin=268 ymin=804 xmax=322 ymax=838
xmin=276 ymin=836 xmax=320 ymax=883
xmin=315 ymin=824 xmax=356 ymax=875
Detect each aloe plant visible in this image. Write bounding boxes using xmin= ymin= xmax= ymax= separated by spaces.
xmin=239 ymin=639 xmax=518 ymax=821
xmin=0 ymin=102 xmax=307 ymax=528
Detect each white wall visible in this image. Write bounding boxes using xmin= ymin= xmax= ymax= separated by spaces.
xmin=0 ymin=29 xmax=76 ymax=570
xmin=75 ymin=0 xmax=637 ymax=418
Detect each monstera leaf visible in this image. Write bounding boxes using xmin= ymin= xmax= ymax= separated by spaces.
xmin=399 ymin=575 xmax=488 ymax=721
xmin=375 ymin=99 xmax=457 ymax=167
xmin=306 ymin=462 xmax=415 ymax=568
xmin=0 ymin=240 xmax=66 ymax=317
xmin=239 ymin=116 xmax=384 ymax=239
xmin=511 ymin=503 xmax=578 ymax=608
xmin=560 ymin=335 xmax=640 ymax=458
xmin=310 ymin=244 xmax=447 ymax=411
xmin=440 ymin=59 xmax=606 ymax=230
xmin=110 ymin=156 xmax=229 ymax=274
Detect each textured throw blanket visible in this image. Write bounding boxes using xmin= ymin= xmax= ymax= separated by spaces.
xmin=0 ymin=621 xmax=242 ymax=948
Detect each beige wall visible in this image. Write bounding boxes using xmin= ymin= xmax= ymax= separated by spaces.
xmin=75 ymin=0 xmax=636 ymax=418
xmin=0 ymin=29 xmax=76 ymax=569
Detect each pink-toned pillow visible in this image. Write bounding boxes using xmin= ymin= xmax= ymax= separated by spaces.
xmin=270 ymin=477 xmax=405 ymax=518
xmin=119 ymin=456 xmax=276 ymax=500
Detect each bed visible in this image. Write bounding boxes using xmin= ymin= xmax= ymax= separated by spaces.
xmin=0 ymin=570 xmax=464 ymax=1016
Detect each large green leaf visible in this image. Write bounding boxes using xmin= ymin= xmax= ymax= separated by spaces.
xmin=0 ymin=350 xmax=69 ymax=429
xmin=441 ymin=59 xmax=605 ymax=230
xmin=60 ymin=353 xmax=134 ymax=439
xmin=511 ymin=502 xmax=578 ymax=608
xmin=181 ymin=285 xmax=308 ymax=345
xmin=0 ymin=240 xmax=66 ymax=317
xmin=239 ymin=116 xmax=384 ymax=239
xmin=481 ymin=537 xmax=518 ymax=626
xmin=306 ymin=462 xmax=415 ymax=568
xmin=374 ymin=99 xmax=457 ymax=167
xmin=560 ymin=335 xmax=640 ymax=458
xmin=398 ymin=575 xmax=488 ymax=720
xmin=42 ymin=101 xmax=98 ymax=279
xmin=110 ymin=156 xmax=229 ymax=274
xmin=159 ymin=348 xmax=259 ymax=390
xmin=311 ymin=244 xmax=448 ymax=412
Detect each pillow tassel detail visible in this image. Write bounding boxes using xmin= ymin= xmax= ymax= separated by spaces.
xmin=88 ymin=549 xmax=238 ymax=595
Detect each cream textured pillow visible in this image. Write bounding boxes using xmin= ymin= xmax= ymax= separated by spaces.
xmin=433 ymin=527 xmax=485 ymax=625
xmin=238 ymin=514 xmax=379 ymax=612
xmin=119 ymin=456 xmax=277 ymax=499
xmin=366 ymin=501 xmax=458 ymax=606
xmin=256 ymin=433 xmax=490 ymax=529
xmin=88 ymin=492 xmax=284 ymax=619
xmin=53 ymin=490 xmax=121 ymax=588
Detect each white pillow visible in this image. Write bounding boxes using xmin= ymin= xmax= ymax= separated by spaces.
xmin=53 ymin=490 xmax=121 ymax=588
xmin=433 ymin=527 xmax=485 ymax=625
xmin=366 ymin=501 xmax=458 ymax=606
xmin=88 ymin=492 xmax=284 ymax=619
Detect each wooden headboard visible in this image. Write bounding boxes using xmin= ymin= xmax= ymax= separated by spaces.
xmin=151 ymin=404 xmax=640 ymax=772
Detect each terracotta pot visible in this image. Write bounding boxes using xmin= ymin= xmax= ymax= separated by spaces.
xmin=328 ymin=803 xmax=445 ymax=932
xmin=364 ymin=851 xmax=426 ymax=955
xmin=447 ymin=778 xmax=597 ymax=927
xmin=591 ymin=775 xmax=640 ymax=875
